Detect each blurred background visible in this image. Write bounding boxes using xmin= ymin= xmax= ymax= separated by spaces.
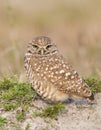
xmin=0 ymin=0 xmax=101 ymax=80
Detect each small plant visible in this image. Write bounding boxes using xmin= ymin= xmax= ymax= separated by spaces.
xmin=42 ymin=103 xmax=65 ymax=118
xmin=25 ymin=123 xmax=30 ymax=130
xmin=3 ymin=103 xmax=16 ymax=111
xmin=33 ymin=110 xmax=42 ymax=117
xmin=12 ymin=125 xmax=23 ymax=130
xmin=85 ymin=77 xmax=101 ymax=93
xmin=0 ymin=116 xmax=7 ymax=127
xmin=41 ymin=128 xmax=46 ymax=130
xmin=0 ymin=77 xmax=37 ymax=111
xmin=33 ymin=103 xmax=65 ymax=119
xmin=76 ymin=105 xmax=83 ymax=109
xmin=16 ymin=111 xmax=25 ymax=121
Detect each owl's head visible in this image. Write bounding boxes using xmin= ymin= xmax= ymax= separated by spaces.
xmin=27 ymin=36 xmax=58 ymax=55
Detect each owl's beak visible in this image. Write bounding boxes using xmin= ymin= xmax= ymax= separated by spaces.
xmin=38 ymin=48 xmax=46 ymax=55
xmin=41 ymin=49 xmax=44 ymax=55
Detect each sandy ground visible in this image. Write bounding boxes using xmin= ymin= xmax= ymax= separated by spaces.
xmin=0 ymin=93 xmax=101 ymax=130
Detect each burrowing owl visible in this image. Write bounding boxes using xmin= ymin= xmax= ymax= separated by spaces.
xmin=24 ymin=36 xmax=94 ymax=102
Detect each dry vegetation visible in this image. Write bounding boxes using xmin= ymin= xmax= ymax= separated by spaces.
xmin=0 ymin=0 xmax=101 ymax=79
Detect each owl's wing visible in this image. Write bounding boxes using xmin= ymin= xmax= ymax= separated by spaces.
xmin=30 ymin=54 xmax=94 ymax=101
xmin=53 ymin=55 xmax=94 ymax=100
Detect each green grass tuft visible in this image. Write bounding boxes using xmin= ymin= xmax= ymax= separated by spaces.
xmin=0 ymin=116 xmax=7 ymax=127
xmin=85 ymin=77 xmax=101 ymax=93
xmin=3 ymin=103 xmax=16 ymax=111
xmin=0 ymin=77 xmax=37 ymax=110
xmin=25 ymin=123 xmax=30 ymax=130
xmin=42 ymin=103 xmax=65 ymax=118
xmin=33 ymin=103 xmax=65 ymax=119
xmin=16 ymin=111 xmax=25 ymax=121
